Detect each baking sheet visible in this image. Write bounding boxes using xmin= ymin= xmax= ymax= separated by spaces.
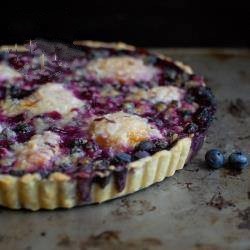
xmin=0 ymin=48 xmax=249 ymax=250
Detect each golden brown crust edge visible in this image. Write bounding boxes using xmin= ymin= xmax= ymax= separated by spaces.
xmin=0 ymin=137 xmax=191 ymax=210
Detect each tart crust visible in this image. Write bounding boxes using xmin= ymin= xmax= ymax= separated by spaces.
xmin=0 ymin=137 xmax=191 ymax=210
xmin=0 ymin=41 xmax=198 ymax=210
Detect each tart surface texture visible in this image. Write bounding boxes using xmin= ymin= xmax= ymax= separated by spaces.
xmin=0 ymin=41 xmax=215 ymax=210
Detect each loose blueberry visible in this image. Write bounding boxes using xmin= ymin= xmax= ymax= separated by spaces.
xmin=205 ymin=149 xmax=225 ymax=169
xmin=113 ymin=153 xmax=131 ymax=164
xmin=136 ymin=141 xmax=155 ymax=152
xmin=134 ymin=150 xmax=150 ymax=160
xmin=228 ymin=152 xmax=249 ymax=169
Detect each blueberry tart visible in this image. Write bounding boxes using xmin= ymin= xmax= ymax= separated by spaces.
xmin=0 ymin=41 xmax=215 ymax=210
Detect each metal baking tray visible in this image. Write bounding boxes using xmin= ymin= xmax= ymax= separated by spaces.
xmin=0 ymin=48 xmax=249 ymax=250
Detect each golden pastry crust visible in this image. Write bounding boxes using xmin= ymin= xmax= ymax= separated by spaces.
xmin=73 ymin=40 xmax=135 ymax=51
xmin=0 ymin=137 xmax=191 ymax=210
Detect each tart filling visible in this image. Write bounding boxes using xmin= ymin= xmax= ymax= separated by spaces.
xmin=0 ymin=41 xmax=216 ymax=209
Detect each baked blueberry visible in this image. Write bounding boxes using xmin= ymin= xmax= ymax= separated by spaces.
xmin=184 ymin=123 xmax=198 ymax=134
xmin=134 ymin=150 xmax=150 ymax=160
xmin=70 ymin=138 xmax=87 ymax=148
xmin=113 ymin=153 xmax=132 ymax=164
xmin=154 ymin=140 xmax=169 ymax=150
xmin=136 ymin=141 xmax=155 ymax=152
xmin=14 ymin=123 xmax=33 ymax=134
xmin=9 ymin=86 xmax=32 ymax=99
xmin=228 ymin=152 xmax=249 ymax=169
xmin=205 ymin=149 xmax=225 ymax=169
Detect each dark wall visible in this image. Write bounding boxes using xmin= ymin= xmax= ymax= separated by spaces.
xmin=1 ymin=1 xmax=249 ymax=47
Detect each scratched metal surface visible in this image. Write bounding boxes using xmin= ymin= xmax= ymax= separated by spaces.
xmin=0 ymin=49 xmax=249 ymax=250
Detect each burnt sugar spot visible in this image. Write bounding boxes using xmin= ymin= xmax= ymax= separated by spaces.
xmin=80 ymin=231 xmax=162 ymax=250
xmin=112 ymin=198 xmax=156 ymax=219
xmin=238 ymin=207 xmax=250 ymax=230
xmin=207 ymin=192 xmax=235 ymax=210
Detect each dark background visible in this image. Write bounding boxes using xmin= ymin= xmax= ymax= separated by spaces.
xmin=1 ymin=1 xmax=249 ymax=47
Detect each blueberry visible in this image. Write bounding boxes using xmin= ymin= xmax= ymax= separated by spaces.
xmin=9 ymin=86 xmax=32 ymax=99
xmin=136 ymin=141 xmax=155 ymax=152
xmin=70 ymin=138 xmax=87 ymax=148
xmin=154 ymin=140 xmax=169 ymax=150
xmin=14 ymin=123 xmax=33 ymax=134
xmin=205 ymin=149 xmax=225 ymax=169
xmin=113 ymin=153 xmax=131 ymax=164
xmin=188 ymin=86 xmax=216 ymax=106
xmin=93 ymin=160 xmax=110 ymax=171
xmin=228 ymin=151 xmax=249 ymax=169
xmin=8 ymin=170 xmax=25 ymax=177
xmin=134 ymin=150 xmax=150 ymax=160
xmin=195 ymin=107 xmax=213 ymax=129
xmin=184 ymin=123 xmax=198 ymax=134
